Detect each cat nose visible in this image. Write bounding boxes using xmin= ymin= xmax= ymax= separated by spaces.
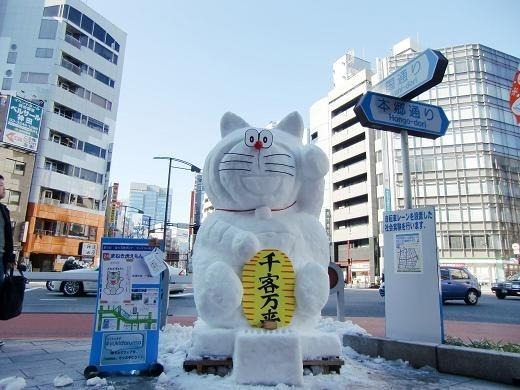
xmin=253 ymin=140 xmax=263 ymax=150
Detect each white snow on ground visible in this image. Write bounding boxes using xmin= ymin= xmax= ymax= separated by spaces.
xmin=0 ymin=376 xmax=26 ymax=390
xmin=52 ymin=373 xmax=73 ymax=387
xmin=153 ymin=319 xmax=478 ymax=390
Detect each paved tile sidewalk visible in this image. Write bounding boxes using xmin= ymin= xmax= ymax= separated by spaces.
xmin=0 ymin=338 xmax=516 ymax=389
xmin=0 ymin=339 xmax=161 ymax=389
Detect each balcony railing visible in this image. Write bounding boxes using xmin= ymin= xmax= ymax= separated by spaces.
xmin=40 ymin=198 xmax=61 ymax=206
xmin=61 ymin=58 xmax=82 ymax=75
xmin=65 ymin=34 xmax=82 ymax=50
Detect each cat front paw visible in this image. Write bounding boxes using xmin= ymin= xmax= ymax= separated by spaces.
xmin=195 ymin=262 xmax=243 ymax=326
xmin=295 ymin=262 xmax=329 ymax=315
xmin=232 ymin=231 xmax=261 ymax=262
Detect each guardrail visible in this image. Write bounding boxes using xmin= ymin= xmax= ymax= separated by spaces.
xmin=24 ymin=271 xmax=193 ymax=284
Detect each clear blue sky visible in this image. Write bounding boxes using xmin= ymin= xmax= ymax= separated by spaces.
xmin=85 ymin=0 xmax=519 ymax=223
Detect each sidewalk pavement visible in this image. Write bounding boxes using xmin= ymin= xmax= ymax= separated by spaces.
xmin=0 ymin=316 xmax=517 ymax=389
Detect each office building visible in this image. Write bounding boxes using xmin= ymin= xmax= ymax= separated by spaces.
xmin=310 ymin=51 xmax=378 ymax=286
xmin=128 ymin=182 xmax=172 ymax=228
xmin=381 ymin=40 xmax=520 ymax=284
xmin=0 ymin=0 xmax=126 ymax=270
xmin=311 ymin=39 xmax=520 ymax=285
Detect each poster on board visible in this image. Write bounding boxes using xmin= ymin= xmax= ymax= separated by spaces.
xmin=86 ymin=238 xmax=165 ymax=377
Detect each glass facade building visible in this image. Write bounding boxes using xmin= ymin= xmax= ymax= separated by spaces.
xmin=381 ymin=42 xmax=520 ymax=284
xmin=128 ymin=182 xmax=172 ymax=227
xmin=311 ymin=39 xmax=520 ymax=286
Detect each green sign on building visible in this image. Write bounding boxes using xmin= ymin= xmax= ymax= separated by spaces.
xmin=1 ymin=96 xmax=43 ymax=152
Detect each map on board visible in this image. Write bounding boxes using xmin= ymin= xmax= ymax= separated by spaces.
xmin=395 ymin=233 xmax=423 ymax=273
xmin=96 ymin=288 xmax=159 ymax=332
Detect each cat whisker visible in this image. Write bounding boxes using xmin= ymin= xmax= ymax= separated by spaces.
xmin=224 ymin=153 xmax=254 ymax=158
xmin=220 ymin=160 xmax=253 ymax=164
xmin=218 ymin=168 xmax=252 ymax=172
xmin=265 ymin=163 xmax=295 ymax=169
xmin=264 ymin=153 xmax=291 ymax=158
xmin=265 ymin=169 xmax=294 ymax=176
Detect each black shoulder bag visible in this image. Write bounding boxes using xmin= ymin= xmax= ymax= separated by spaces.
xmin=0 ymin=267 xmax=26 ymax=320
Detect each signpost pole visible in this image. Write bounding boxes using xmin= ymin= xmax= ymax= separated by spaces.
xmin=400 ymin=130 xmax=413 ymax=209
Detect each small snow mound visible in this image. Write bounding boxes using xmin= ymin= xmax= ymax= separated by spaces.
xmin=85 ymin=377 xmax=107 ymax=387
xmin=0 ymin=376 xmax=26 ymax=390
xmin=53 ymin=373 xmax=73 ymax=387
xmin=317 ymin=317 xmax=369 ymax=336
xmin=156 ymin=372 xmax=169 ymax=383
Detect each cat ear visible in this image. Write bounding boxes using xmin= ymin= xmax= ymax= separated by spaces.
xmin=275 ymin=111 xmax=303 ymax=139
xmin=220 ymin=112 xmax=250 ymax=138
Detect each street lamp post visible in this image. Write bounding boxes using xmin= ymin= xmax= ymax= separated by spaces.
xmin=120 ymin=205 xmax=144 ymax=237
xmin=153 ymin=156 xmax=201 ymax=252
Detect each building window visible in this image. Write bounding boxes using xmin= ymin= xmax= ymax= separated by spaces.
xmin=472 ymin=236 xmax=487 ymax=249
xmin=6 ymin=51 xmax=17 ymax=64
xmin=39 ymin=19 xmax=58 ymax=39
xmin=43 ymin=5 xmax=60 ymax=17
xmin=6 ymin=158 xmax=25 ymax=175
xmin=2 ymin=78 xmax=12 ymax=90
xmin=20 ymin=72 xmax=49 ymax=84
xmin=6 ymin=189 xmax=21 ymax=206
xmin=34 ymin=218 xmax=97 ymax=240
xmin=35 ymin=48 xmax=54 ymax=58
xmin=449 ymin=235 xmax=463 ymax=249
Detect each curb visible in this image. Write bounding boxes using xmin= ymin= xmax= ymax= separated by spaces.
xmin=343 ymin=334 xmax=520 ymax=386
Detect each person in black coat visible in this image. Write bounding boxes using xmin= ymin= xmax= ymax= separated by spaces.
xmin=0 ymin=174 xmax=15 ymax=280
xmin=1 ymin=174 xmax=16 ymax=346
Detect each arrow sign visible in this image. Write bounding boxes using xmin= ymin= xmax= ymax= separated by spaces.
xmin=354 ymin=91 xmax=450 ymax=139
xmin=371 ymin=49 xmax=448 ymax=100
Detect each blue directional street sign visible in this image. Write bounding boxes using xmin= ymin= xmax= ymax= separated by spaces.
xmin=354 ymin=91 xmax=450 ymax=139
xmin=371 ymin=49 xmax=448 ymax=100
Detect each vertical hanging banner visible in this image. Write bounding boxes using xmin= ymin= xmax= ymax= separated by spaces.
xmin=509 ymin=67 xmax=520 ymax=124
xmin=86 ymin=238 xmax=165 ymax=377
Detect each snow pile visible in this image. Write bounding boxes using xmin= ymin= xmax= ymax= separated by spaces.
xmin=0 ymin=376 xmax=26 ymax=390
xmin=53 ymin=374 xmax=73 ymax=387
xmin=85 ymin=376 xmax=107 ymax=387
xmin=155 ymin=319 xmax=447 ymax=390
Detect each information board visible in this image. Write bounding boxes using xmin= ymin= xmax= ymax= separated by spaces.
xmin=86 ymin=238 xmax=165 ymax=376
xmin=383 ymin=207 xmax=444 ymax=343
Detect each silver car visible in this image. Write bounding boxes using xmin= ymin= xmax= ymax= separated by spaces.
xmin=49 ymin=265 xmax=186 ymax=297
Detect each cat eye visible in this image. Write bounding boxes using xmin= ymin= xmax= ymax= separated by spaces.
xmin=244 ymin=128 xmax=258 ymax=147
xmin=259 ymin=130 xmax=273 ymax=148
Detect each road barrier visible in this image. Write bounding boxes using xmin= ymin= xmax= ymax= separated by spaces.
xmin=25 ymin=271 xmax=193 ymax=284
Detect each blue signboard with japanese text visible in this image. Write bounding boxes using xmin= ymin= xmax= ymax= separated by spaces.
xmin=1 ymin=95 xmax=43 ymax=152
xmin=354 ymin=91 xmax=450 ymax=139
xmin=371 ymin=48 xmax=448 ymax=100
xmin=87 ymin=238 xmax=165 ymax=376
xmin=383 ymin=206 xmax=444 ymax=343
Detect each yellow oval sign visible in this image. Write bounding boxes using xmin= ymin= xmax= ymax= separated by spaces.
xmin=242 ymin=249 xmax=295 ymax=328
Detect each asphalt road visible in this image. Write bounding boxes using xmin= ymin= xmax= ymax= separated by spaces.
xmin=23 ymin=282 xmax=520 ymax=325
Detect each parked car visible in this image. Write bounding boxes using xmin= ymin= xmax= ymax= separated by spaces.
xmin=491 ymin=272 xmax=520 ymax=299
xmin=48 ymin=267 xmax=98 ymax=297
xmin=378 ymin=266 xmax=481 ymax=305
xmin=48 ymin=264 xmax=186 ymax=297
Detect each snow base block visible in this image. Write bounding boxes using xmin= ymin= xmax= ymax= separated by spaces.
xmin=233 ymin=329 xmax=303 ymax=386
